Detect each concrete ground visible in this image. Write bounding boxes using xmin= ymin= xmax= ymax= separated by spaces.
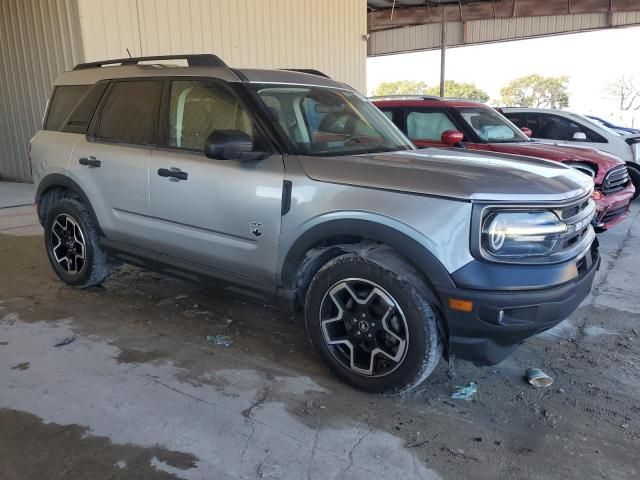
xmin=0 ymin=187 xmax=639 ymax=479
xmin=0 ymin=181 xmax=35 ymax=209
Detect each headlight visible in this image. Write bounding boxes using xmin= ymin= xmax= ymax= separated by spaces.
xmin=481 ymin=211 xmax=567 ymax=258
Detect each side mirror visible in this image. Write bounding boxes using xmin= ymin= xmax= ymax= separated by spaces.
xmin=521 ymin=127 xmax=533 ymax=137
xmin=204 ymin=130 xmax=266 ymax=161
xmin=573 ymin=131 xmax=587 ymax=141
xmin=441 ymin=130 xmax=464 ymax=146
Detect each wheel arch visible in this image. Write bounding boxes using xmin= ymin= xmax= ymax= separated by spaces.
xmin=279 ymin=218 xmax=455 ymax=310
xmin=36 ymin=173 xmax=103 ymax=234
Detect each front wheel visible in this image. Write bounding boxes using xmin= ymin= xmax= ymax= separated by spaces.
xmin=305 ymin=252 xmax=443 ymax=394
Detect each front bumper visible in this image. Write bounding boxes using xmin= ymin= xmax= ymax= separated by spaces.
xmin=592 ymin=183 xmax=635 ymax=232
xmin=437 ymin=241 xmax=600 ymax=366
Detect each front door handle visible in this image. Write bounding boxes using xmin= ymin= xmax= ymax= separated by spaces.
xmin=158 ymin=167 xmax=188 ymax=181
xmin=79 ymin=156 xmax=101 ymax=168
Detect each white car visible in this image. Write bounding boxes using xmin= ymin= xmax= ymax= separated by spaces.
xmin=501 ymin=107 xmax=640 ymax=199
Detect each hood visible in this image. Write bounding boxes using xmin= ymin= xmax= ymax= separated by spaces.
xmin=485 ymin=142 xmax=623 ymax=184
xmin=298 ymin=148 xmax=593 ymax=202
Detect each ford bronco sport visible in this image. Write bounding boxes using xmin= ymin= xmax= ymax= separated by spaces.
xmin=31 ymin=55 xmax=599 ymax=393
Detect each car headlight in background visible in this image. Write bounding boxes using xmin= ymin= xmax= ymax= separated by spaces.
xmin=481 ymin=211 xmax=568 ymax=258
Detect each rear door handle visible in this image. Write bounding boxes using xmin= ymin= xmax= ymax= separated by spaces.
xmin=158 ymin=167 xmax=188 ymax=181
xmin=79 ymin=156 xmax=101 ymax=168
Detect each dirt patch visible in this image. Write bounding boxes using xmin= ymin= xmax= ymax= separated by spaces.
xmin=117 ymin=348 xmax=168 ymax=365
xmin=10 ymin=362 xmax=29 ymax=371
xmin=0 ymin=409 xmax=197 ymax=480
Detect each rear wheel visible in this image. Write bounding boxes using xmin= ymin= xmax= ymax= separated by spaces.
xmin=44 ymin=198 xmax=112 ymax=288
xmin=305 ymin=252 xmax=443 ymax=394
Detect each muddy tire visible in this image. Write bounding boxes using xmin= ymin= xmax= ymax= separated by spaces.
xmin=44 ymin=198 xmax=111 ymax=288
xmin=305 ymin=252 xmax=443 ymax=394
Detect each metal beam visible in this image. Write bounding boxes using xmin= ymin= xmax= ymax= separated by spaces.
xmin=368 ymin=0 xmax=640 ymax=32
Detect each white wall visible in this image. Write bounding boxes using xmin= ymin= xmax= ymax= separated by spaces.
xmin=77 ymin=0 xmax=368 ymax=92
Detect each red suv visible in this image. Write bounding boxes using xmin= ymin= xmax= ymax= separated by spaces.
xmin=373 ymin=96 xmax=634 ymax=231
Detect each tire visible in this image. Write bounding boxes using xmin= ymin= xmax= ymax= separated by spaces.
xmin=44 ymin=197 xmax=112 ymax=288
xmin=627 ymin=162 xmax=640 ymax=202
xmin=305 ymin=251 xmax=443 ymax=394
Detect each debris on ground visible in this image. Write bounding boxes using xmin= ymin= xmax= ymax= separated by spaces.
xmin=157 ymin=294 xmax=189 ymax=306
xmin=526 ymin=368 xmax=554 ymax=388
xmin=441 ymin=445 xmax=480 ymax=462
xmin=206 ymin=335 xmax=232 ymax=347
xmin=54 ymin=336 xmax=76 ymax=348
xmin=258 ymin=462 xmax=281 ymax=478
xmin=450 ymin=382 xmax=477 ymax=400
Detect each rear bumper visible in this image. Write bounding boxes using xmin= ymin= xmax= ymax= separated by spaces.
xmin=593 ymin=183 xmax=635 ymax=231
xmin=437 ymin=241 xmax=599 ymax=366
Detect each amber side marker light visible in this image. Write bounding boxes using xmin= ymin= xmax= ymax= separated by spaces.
xmin=448 ymin=298 xmax=474 ymax=312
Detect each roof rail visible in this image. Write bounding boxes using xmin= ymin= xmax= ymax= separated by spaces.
xmin=281 ymin=69 xmax=331 ymax=78
xmin=73 ymin=54 xmax=227 ymax=70
xmin=369 ymin=95 xmax=442 ymax=101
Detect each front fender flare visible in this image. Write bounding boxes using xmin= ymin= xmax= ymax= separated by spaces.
xmin=279 ymin=218 xmax=455 ymax=294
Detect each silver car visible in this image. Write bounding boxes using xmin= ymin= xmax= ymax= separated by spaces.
xmin=31 ymin=55 xmax=599 ymax=393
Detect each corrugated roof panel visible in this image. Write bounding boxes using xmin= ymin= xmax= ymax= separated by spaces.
xmin=368 ymin=11 xmax=635 ymax=55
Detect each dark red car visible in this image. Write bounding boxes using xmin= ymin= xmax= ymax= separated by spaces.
xmin=373 ymin=96 xmax=634 ymax=231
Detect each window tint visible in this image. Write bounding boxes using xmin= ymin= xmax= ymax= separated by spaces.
xmin=169 ymin=80 xmax=252 ymax=151
xmin=97 ymin=81 xmax=162 ymax=144
xmin=381 ymin=110 xmax=393 ymax=120
xmin=406 ymin=110 xmax=456 ymax=141
xmin=45 ymin=85 xmax=90 ymax=131
xmin=61 ymin=82 xmax=108 ymax=134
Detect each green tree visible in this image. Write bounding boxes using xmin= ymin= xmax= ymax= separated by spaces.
xmin=500 ymin=74 xmax=569 ymax=108
xmin=373 ymin=79 xmax=489 ymax=102
xmin=425 ymin=80 xmax=489 ymax=102
xmin=372 ymin=80 xmax=430 ymax=96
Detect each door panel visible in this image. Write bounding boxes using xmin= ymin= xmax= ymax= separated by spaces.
xmin=149 ymin=150 xmax=284 ymax=285
xmin=68 ymin=79 xmax=162 ymax=251
xmin=150 ymin=78 xmax=283 ymax=286
xmin=70 ymin=138 xmax=154 ymax=249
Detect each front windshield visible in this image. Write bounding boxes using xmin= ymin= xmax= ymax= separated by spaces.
xmin=250 ymin=84 xmax=414 ymax=156
xmin=457 ymin=107 xmax=529 ymax=143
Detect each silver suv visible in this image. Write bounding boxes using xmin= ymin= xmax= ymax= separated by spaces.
xmin=31 ymin=55 xmax=599 ymax=393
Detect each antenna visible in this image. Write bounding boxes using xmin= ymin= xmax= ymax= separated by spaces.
xmin=126 ymin=48 xmax=133 ymax=58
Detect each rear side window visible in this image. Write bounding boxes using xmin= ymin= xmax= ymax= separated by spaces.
xmin=60 ymin=82 xmax=108 ymax=134
xmin=45 ymin=85 xmax=90 ymax=131
xmin=96 ymin=80 xmax=162 ymax=145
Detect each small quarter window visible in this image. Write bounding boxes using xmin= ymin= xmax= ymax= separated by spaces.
xmin=61 ymin=82 xmax=109 ymax=134
xmin=45 ymin=85 xmax=90 ymax=131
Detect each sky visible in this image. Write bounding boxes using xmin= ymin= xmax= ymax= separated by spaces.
xmin=367 ymin=25 xmax=640 ymax=123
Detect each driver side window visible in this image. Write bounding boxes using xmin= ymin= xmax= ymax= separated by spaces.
xmin=168 ymin=80 xmax=252 ymax=151
xmin=406 ymin=110 xmax=457 ymax=141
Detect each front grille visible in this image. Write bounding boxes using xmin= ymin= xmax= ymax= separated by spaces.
xmin=601 ymin=165 xmax=629 ymax=195
xmin=556 ymin=198 xmax=596 ymax=254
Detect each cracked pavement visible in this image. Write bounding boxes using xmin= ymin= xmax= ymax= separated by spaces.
xmin=0 ymin=198 xmax=639 ymax=479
